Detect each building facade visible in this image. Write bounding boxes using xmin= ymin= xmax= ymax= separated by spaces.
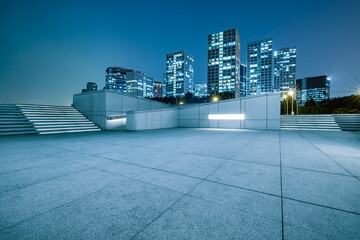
xmin=207 ymin=28 xmax=241 ymax=98
xmin=105 ymin=67 xmax=133 ymax=93
xmin=246 ymin=38 xmax=273 ymax=96
xmin=274 ymin=47 xmax=296 ymax=93
xmin=296 ymin=75 xmax=330 ymax=106
xmin=153 ymin=81 xmax=163 ymax=98
xmin=194 ymin=83 xmax=207 ymax=97
xmin=165 ymin=50 xmax=194 ymax=97
xmin=86 ymin=82 xmax=97 ymax=92
xmin=240 ymin=64 xmax=247 ymax=97
xmin=126 ymin=71 xmax=154 ymax=98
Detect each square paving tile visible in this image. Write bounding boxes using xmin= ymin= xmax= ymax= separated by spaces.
xmin=282 ymin=167 xmax=360 ymax=214
xmin=207 ymin=160 xmax=281 ymax=195
xmin=132 ymin=196 xmax=282 ymax=240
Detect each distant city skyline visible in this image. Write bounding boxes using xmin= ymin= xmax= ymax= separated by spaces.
xmin=0 ymin=0 xmax=359 ymax=105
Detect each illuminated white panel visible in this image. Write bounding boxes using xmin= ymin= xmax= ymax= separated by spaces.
xmin=208 ymin=114 xmax=245 ymax=120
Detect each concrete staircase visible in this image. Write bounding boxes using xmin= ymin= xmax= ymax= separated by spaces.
xmin=0 ymin=104 xmax=101 ymax=135
xmin=281 ymin=115 xmax=341 ymax=131
xmin=0 ymin=104 xmax=37 ymax=135
xmin=333 ymin=114 xmax=360 ymax=131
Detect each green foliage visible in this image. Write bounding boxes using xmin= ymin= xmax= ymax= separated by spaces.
xmin=150 ymin=92 xmax=235 ymax=105
xmin=297 ymin=95 xmax=360 ymax=114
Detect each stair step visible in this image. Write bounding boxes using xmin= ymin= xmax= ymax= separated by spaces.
xmin=39 ymin=128 xmax=101 ymax=134
xmin=0 ymin=131 xmax=37 ymax=136
xmin=0 ymin=103 xmax=100 ymax=135
xmin=0 ymin=124 xmax=33 ymax=128
xmin=0 ymin=127 xmax=36 ymax=132
xmin=35 ymin=124 xmax=96 ymax=129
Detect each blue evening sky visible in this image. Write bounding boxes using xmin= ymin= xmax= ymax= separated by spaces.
xmin=0 ymin=0 xmax=359 ymax=105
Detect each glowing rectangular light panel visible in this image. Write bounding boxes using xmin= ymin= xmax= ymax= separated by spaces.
xmin=208 ymin=114 xmax=245 ymax=120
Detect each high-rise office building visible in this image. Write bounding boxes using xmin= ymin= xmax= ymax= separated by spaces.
xmin=153 ymin=81 xmax=163 ymax=98
xmin=207 ymin=28 xmax=241 ymax=97
xmin=105 ymin=67 xmax=133 ymax=93
xmin=246 ymin=38 xmax=273 ymax=96
xmin=86 ymin=82 xmax=97 ymax=92
xmin=296 ymin=75 xmax=330 ymax=106
xmin=165 ymin=50 xmax=194 ymax=97
xmin=194 ymin=83 xmax=207 ymax=97
xmin=126 ymin=71 xmax=154 ymax=98
xmin=240 ymin=64 xmax=247 ymax=97
xmin=274 ymin=47 xmax=296 ymax=93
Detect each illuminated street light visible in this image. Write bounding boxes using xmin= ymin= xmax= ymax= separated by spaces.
xmin=179 ymin=101 xmax=184 ymax=105
xmin=212 ymin=96 xmax=219 ymax=102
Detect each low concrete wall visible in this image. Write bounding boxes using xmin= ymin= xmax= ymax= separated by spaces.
xmin=73 ymin=90 xmax=170 ymax=130
xmin=126 ymin=93 xmax=280 ymax=131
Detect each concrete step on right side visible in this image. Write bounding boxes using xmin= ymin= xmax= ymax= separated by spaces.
xmin=281 ymin=115 xmax=341 ymax=131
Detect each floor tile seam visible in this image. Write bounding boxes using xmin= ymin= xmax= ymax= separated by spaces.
xmin=185 ymin=191 xmax=283 ymax=223
xmin=129 ymin=143 xmax=239 ymax=239
xmin=225 ymin=135 xmax=267 ymax=160
xmin=0 ymin=167 xmax=96 ymax=195
xmin=297 ymin=132 xmax=360 ymax=182
xmin=95 ymin=159 xmax=285 ymax=201
xmin=90 ymin=166 xmax=192 ymax=196
xmin=228 ymin=158 xmax=280 ymax=168
xmin=97 ymin=156 xmax=206 ymax=181
xmin=317 ymin=131 xmax=360 ymax=148
xmin=0 ymin=186 xmax=108 ymax=232
xmin=128 ymin=189 xmax=188 ymax=239
xmin=282 ymin=196 xmax=360 ymax=216
xmin=203 ymin=179 xmax=282 ymax=198
xmin=95 ymin=146 xmax=232 ymax=162
xmin=280 ymin=164 xmax=354 ymax=177
xmin=279 ymin=131 xmax=285 ymax=240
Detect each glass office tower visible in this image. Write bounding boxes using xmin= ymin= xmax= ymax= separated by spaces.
xmin=240 ymin=64 xmax=247 ymax=97
xmin=207 ymin=28 xmax=241 ymax=98
xmin=274 ymin=47 xmax=296 ymax=93
xmin=105 ymin=67 xmax=133 ymax=93
xmin=126 ymin=71 xmax=154 ymax=98
xmin=153 ymin=81 xmax=163 ymax=98
xmin=194 ymin=83 xmax=207 ymax=97
xmin=246 ymin=38 xmax=273 ymax=96
xmin=296 ymin=75 xmax=330 ymax=106
xmin=165 ymin=50 xmax=194 ymax=97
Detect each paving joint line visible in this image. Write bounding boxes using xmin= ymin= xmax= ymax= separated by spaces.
xmin=297 ymin=131 xmax=360 ymax=182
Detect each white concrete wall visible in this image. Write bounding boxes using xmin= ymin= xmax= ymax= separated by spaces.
xmin=73 ymin=90 xmax=170 ymax=130
xmin=127 ymin=108 xmax=178 ymax=131
xmin=126 ymin=93 xmax=280 ymax=131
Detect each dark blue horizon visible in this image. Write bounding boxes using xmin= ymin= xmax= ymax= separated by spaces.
xmin=0 ymin=0 xmax=359 ymax=105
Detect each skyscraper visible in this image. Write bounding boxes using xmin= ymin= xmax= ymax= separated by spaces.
xmin=165 ymin=50 xmax=194 ymax=97
xmin=296 ymin=75 xmax=330 ymax=106
xmin=105 ymin=67 xmax=133 ymax=93
xmin=246 ymin=38 xmax=273 ymax=96
xmin=274 ymin=47 xmax=296 ymax=93
xmin=194 ymin=83 xmax=207 ymax=97
xmin=126 ymin=71 xmax=154 ymax=98
xmin=153 ymin=81 xmax=163 ymax=98
xmin=207 ymin=28 xmax=241 ymax=97
xmin=240 ymin=64 xmax=247 ymax=97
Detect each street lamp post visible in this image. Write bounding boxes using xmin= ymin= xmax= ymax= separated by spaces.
xmin=283 ymin=94 xmax=288 ymax=115
xmin=288 ymin=90 xmax=295 ymax=115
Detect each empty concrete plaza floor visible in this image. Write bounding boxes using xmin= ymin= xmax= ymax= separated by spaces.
xmin=0 ymin=129 xmax=360 ymax=239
